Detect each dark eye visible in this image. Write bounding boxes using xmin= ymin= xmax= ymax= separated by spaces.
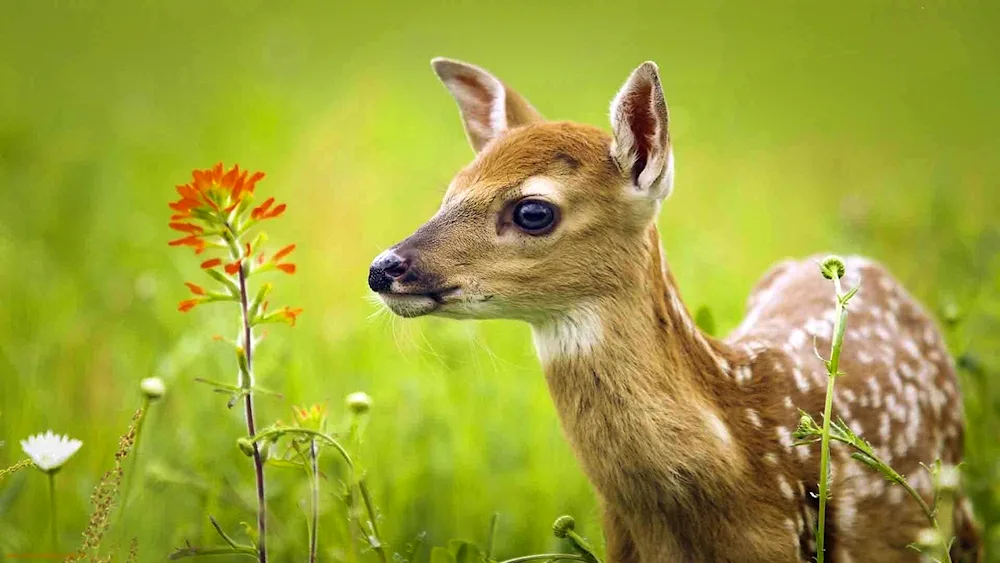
xmin=512 ymin=199 xmax=558 ymax=235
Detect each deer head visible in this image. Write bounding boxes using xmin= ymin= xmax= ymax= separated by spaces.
xmin=368 ymin=58 xmax=675 ymax=323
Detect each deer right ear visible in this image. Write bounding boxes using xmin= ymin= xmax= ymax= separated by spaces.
xmin=431 ymin=57 xmax=544 ymax=153
xmin=610 ymin=62 xmax=674 ymax=200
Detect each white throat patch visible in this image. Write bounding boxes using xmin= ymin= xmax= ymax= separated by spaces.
xmin=531 ymin=306 xmax=603 ymax=364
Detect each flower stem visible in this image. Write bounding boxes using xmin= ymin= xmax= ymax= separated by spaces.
xmin=816 ymin=275 xmax=848 ymax=563
xmin=48 ymin=471 xmax=58 ymax=551
xmin=237 ymin=263 xmax=267 ymax=563
xmin=308 ymin=439 xmax=319 ymax=563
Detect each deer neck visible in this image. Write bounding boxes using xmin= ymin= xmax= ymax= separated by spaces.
xmin=530 ymin=225 xmax=746 ymax=511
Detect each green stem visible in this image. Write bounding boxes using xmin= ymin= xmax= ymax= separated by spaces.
xmin=498 ymin=555 xmax=589 ymax=563
xmin=358 ymin=477 xmax=387 ymax=563
xmin=48 ymin=472 xmax=58 ymax=551
xmin=237 ymin=258 xmax=267 ymax=563
xmin=816 ymin=276 xmax=847 ymax=563
xmin=308 ymin=440 xmax=319 ymax=563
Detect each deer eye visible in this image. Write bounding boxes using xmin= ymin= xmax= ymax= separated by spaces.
xmin=512 ymin=199 xmax=558 ymax=235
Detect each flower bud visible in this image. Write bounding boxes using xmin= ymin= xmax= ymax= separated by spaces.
xmin=346 ymin=392 xmax=372 ymax=415
xmin=820 ymin=256 xmax=846 ymax=280
xmin=937 ymin=465 xmax=961 ymax=492
xmin=552 ymin=515 xmax=576 ymax=538
xmin=914 ymin=527 xmax=940 ymax=550
xmin=237 ymin=437 xmax=255 ymax=457
xmin=140 ymin=377 xmax=166 ymax=400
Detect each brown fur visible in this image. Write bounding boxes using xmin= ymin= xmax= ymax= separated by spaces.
xmin=373 ymin=60 xmax=982 ymax=562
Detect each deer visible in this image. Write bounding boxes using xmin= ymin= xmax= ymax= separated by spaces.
xmin=367 ymin=58 xmax=982 ymax=562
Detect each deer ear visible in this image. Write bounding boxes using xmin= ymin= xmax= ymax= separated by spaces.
xmin=431 ymin=57 xmax=544 ymax=153
xmin=610 ymin=61 xmax=674 ymax=200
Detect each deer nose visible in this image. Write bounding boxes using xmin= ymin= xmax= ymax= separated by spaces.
xmin=368 ymin=250 xmax=410 ymax=292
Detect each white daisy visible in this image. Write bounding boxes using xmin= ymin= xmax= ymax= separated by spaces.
xmin=20 ymin=431 xmax=82 ymax=473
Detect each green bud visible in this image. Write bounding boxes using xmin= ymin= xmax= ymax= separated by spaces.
xmin=237 ymin=437 xmax=255 ymax=457
xmin=552 ymin=515 xmax=575 ymax=538
xmin=820 ymin=256 xmax=846 ymax=280
xmin=346 ymin=392 xmax=372 ymax=415
xmin=140 ymin=377 xmax=166 ymax=400
xmin=941 ymin=302 xmax=961 ymax=327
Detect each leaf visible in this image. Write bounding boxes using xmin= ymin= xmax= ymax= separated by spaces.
xmin=454 ymin=541 xmax=483 ymax=563
xmin=431 ymin=546 xmax=457 ymax=563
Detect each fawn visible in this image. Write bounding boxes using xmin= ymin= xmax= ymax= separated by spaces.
xmin=368 ymin=58 xmax=981 ymax=562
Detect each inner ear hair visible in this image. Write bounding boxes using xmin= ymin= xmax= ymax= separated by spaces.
xmin=610 ymin=61 xmax=672 ymax=199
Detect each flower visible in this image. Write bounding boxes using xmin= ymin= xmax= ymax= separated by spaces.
xmin=292 ymin=404 xmax=328 ymax=431
xmin=169 ymin=163 xmax=300 ymax=327
xmin=277 ymin=306 xmax=304 ymax=326
xmin=20 ymin=431 xmax=83 ymax=473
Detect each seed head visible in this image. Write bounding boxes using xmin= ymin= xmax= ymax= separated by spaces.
xmin=346 ymin=392 xmax=373 ymax=415
xmin=552 ymin=515 xmax=576 ymax=538
xmin=820 ymin=256 xmax=846 ymax=280
xmin=140 ymin=377 xmax=166 ymax=400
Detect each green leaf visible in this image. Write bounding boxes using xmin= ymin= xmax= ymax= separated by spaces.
xmin=431 ymin=546 xmax=457 ymax=563
xmin=454 ymin=541 xmax=483 ymax=563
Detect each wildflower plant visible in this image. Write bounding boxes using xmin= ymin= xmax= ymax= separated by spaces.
xmin=20 ymin=431 xmax=82 ymax=549
xmin=167 ymin=163 xmax=301 ymax=562
xmin=793 ymin=256 xmax=961 ymax=563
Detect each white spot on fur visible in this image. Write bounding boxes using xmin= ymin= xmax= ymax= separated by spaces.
xmin=776 ymin=427 xmax=793 ymax=452
xmin=704 ymin=410 xmax=732 ymax=448
xmin=764 ymin=452 xmax=779 ymax=465
xmin=788 ymin=329 xmax=807 ymax=349
xmin=532 ymin=306 xmax=602 ymax=364
xmin=745 ymin=409 xmax=762 ymax=429
xmin=777 ymin=474 xmax=795 ymax=499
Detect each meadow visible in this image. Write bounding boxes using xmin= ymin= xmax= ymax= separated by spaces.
xmin=0 ymin=2 xmax=998 ymax=561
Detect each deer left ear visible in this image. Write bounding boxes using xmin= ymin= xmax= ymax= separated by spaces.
xmin=610 ymin=61 xmax=674 ymax=200
xmin=432 ymin=57 xmax=544 ymax=154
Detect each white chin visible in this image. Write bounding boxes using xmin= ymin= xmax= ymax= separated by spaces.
xmin=379 ymin=294 xmax=439 ymax=318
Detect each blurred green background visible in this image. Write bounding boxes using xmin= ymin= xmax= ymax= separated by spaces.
xmin=1 ymin=1 xmax=998 ymax=561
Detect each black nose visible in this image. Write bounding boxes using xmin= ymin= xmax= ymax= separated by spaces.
xmin=368 ymin=250 xmax=410 ymax=292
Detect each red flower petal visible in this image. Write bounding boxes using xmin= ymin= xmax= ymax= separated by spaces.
xmin=178 ymin=299 xmax=199 ymax=312
xmin=276 ymin=263 xmax=296 ymax=274
xmin=201 ymin=258 xmax=222 ymax=269
xmin=272 ymin=244 xmax=296 ymax=263
xmin=184 ymin=282 xmax=206 ymax=296
xmin=262 ymin=204 xmax=286 ymax=219
xmin=224 ymin=261 xmax=242 ymax=275
xmin=169 ymin=222 xmax=204 ymax=234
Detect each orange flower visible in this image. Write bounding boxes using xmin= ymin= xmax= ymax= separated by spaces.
xmin=168 ymin=163 xmax=265 ymax=221
xmin=272 ymin=244 xmax=295 ymax=262
xmin=224 ymin=260 xmax=242 ymax=275
xmin=278 ymin=306 xmax=303 ymax=326
xmin=200 ymin=258 xmax=222 ymax=269
xmin=251 ymin=197 xmax=275 ymax=220
xmin=168 ymin=235 xmax=207 ymax=254
xmin=276 ymin=263 xmax=296 ymax=274
xmin=178 ymin=299 xmax=200 ymax=312
xmin=184 ymin=282 xmax=206 ymax=296
xmin=169 ymin=222 xmax=204 ymax=235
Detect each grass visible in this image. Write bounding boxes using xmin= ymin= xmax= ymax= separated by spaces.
xmin=1 ymin=1 xmax=999 ymax=561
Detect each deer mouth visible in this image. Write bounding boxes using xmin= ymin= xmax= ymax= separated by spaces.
xmin=378 ymin=286 xmax=461 ymax=317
